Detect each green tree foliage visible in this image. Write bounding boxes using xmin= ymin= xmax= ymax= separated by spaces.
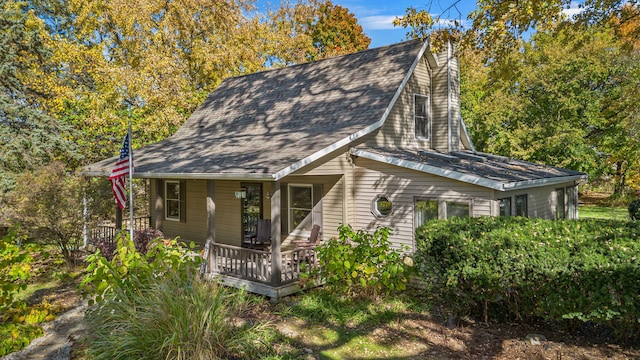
xmin=0 ymin=229 xmax=31 ymax=313
xmin=0 ymin=1 xmax=78 ymax=192
xmin=8 ymin=162 xmax=95 ymax=266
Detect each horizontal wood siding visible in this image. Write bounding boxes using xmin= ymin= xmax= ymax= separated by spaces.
xmin=368 ymin=57 xmax=431 ymax=150
xmin=162 ymin=180 xmax=208 ymax=246
xmin=353 ymin=158 xmax=493 ymax=252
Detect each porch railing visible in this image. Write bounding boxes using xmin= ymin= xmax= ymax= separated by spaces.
xmin=210 ymin=243 xmax=319 ymax=286
xmin=89 ymin=216 xmax=151 ymax=246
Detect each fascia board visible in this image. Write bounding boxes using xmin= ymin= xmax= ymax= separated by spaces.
xmin=502 ymin=175 xmax=589 ymax=191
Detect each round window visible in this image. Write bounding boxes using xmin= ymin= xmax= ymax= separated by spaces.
xmin=373 ymin=195 xmax=392 ymax=218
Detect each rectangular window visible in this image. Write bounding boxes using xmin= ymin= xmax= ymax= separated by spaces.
xmin=415 ymin=94 xmax=430 ymax=139
xmin=289 ymin=184 xmax=313 ymax=231
xmin=416 ymin=199 xmax=470 ymax=227
xmin=515 ymin=194 xmax=528 ymax=217
xmin=567 ymin=186 xmax=576 ymax=219
xmin=165 ymin=181 xmax=181 ymax=221
xmin=416 ymin=199 xmax=439 ymax=227
xmin=499 ymin=197 xmax=511 ymax=217
xmin=556 ymin=188 xmax=565 ymax=219
xmin=446 ymin=201 xmax=469 ymax=219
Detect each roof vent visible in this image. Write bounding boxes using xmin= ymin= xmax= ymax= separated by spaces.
xmin=451 ymin=151 xmax=486 ymax=162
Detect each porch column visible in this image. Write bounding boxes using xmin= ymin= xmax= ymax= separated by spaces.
xmin=205 ymin=180 xmax=216 ymax=273
xmin=154 ymin=179 xmax=164 ymax=231
xmin=270 ymin=181 xmax=282 ymax=287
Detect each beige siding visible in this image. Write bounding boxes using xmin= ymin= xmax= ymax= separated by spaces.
xmin=448 ymin=45 xmax=460 ymax=152
xmin=352 ymin=158 xmax=493 ymax=251
xmin=494 ymin=181 xmax=578 ymax=220
xmin=289 ymin=153 xmax=355 ymax=240
xmin=431 ymin=50 xmax=449 ymax=152
xmin=367 ymin=57 xmax=431 ymax=150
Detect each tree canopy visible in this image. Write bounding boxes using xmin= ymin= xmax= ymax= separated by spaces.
xmin=396 ymin=0 xmax=640 ymax=194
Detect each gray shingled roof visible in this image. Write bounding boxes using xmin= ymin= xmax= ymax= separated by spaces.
xmin=351 ymin=147 xmax=587 ymax=191
xmin=82 ymin=40 xmax=426 ymax=179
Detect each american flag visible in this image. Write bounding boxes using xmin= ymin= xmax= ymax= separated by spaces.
xmin=109 ymin=133 xmax=133 ymax=209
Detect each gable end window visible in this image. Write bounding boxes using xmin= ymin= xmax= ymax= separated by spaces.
xmin=165 ymin=180 xmax=186 ymax=222
xmin=415 ymin=94 xmax=430 ymax=140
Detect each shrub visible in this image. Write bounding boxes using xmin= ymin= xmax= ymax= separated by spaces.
xmin=80 ymin=233 xmax=200 ymax=305
xmin=133 ymin=228 xmax=164 ymax=254
xmin=415 ymin=217 xmax=640 ymax=339
xmin=0 ymin=323 xmax=43 ymax=356
xmin=314 ymin=224 xmax=414 ymax=298
xmin=628 ymin=199 xmax=640 ymax=220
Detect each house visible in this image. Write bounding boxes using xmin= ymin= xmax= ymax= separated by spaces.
xmin=82 ymin=39 xmax=587 ymax=298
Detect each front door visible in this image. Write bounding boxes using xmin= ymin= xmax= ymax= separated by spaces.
xmin=241 ymin=183 xmax=263 ymax=245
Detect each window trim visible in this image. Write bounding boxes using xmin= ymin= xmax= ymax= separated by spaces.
xmin=165 ymin=180 xmax=181 ymax=221
xmin=372 ymin=194 xmax=393 ymax=218
xmin=414 ymin=94 xmax=430 ymax=140
xmin=287 ymin=183 xmax=314 ymax=234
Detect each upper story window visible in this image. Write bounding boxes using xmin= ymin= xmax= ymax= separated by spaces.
xmin=415 ymin=94 xmax=430 ymax=140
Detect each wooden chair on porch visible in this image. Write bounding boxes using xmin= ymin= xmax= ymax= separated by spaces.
xmin=292 ymin=224 xmax=321 ymax=248
xmin=249 ymin=219 xmax=271 ymax=250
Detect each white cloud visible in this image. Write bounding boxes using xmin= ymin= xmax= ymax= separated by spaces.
xmin=562 ymin=1 xmax=585 ymax=18
xmin=360 ymin=15 xmax=399 ymax=30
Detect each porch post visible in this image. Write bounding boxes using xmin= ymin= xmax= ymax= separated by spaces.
xmin=115 ymin=204 xmax=123 ymax=230
xmin=205 ymin=180 xmax=216 ymax=273
xmin=270 ymin=181 xmax=282 ymax=287
xmin=154 ymin=179 xmax=164 ymax=231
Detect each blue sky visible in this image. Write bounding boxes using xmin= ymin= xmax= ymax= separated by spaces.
xmin=336 ymin=0 xmax=477 ymax=47
xmin=257 ymin=1 xmax=586 ymax=48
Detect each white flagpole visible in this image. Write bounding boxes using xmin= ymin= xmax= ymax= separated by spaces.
xmin=128 ymin=120 xmax=134 ymax=242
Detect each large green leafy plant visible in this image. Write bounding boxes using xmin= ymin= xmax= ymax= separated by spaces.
xmin=315 ymin=224 xmax=414 ymax=298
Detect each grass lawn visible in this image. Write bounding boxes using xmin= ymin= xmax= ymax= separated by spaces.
xmin=579 ymin=205 xmax=628 ymax=220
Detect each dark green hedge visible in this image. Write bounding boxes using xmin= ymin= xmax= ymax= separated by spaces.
xmin=414 ymin=217 xmax=640 ymax=339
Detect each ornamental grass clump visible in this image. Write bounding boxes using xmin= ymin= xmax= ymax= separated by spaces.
xmin=84 ymin=270 xmax=272 ymax=360
xmin=82 ymin=235 xmax=273 ymax=359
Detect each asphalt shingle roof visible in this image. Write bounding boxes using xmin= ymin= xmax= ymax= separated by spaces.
xmin=83 ymin=40 xmax=426 ymax=178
